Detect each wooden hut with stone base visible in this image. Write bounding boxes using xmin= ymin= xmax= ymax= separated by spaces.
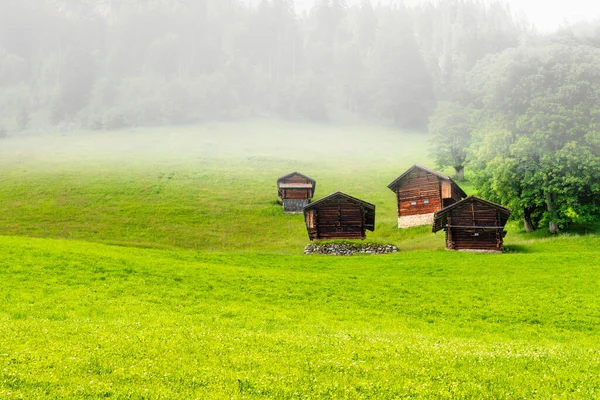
xmin=387 ymin=164 xmax=467 ymax=228
xmin=304 ymin=192 xmax=375 ymax=241
xmin=432 ymin=196 xmax=511 ymax=252
xmin=277 ymin=172 xmax=316 ymax=213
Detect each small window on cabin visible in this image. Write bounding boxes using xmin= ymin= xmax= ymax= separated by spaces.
xmin=410 ymin=201 xmax=417 ymax=206
xmin=424 ymin=200 xmax=429 ymax=204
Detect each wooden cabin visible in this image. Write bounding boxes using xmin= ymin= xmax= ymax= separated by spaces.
xmin=432 ymin=196 xmax=511 ymax=252
xmin=277 ymin=172 xmax=316 ymax=213
xmin=387 ymin=164 xmax=467 ymax=228
xmin=303 ymin=192 xmax=375 ymax=241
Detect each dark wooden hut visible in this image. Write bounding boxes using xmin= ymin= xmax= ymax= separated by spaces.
xmin=432 ymin=196 xmax=511 ymax=252
xmin=277 ymin=172 xmax=316 ymax=212
xmin=303 ymin=192 xmax=375 ymax=241
xmin=387 ymin=164 xmax=467 ymax=228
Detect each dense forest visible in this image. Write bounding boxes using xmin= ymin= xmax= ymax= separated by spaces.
xmin=1 ymin=0 xmax=599 ymax=233
xmin=0 ymin=0 xmax=526 ymax=132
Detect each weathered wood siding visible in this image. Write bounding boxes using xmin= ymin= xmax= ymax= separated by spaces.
xmin=283 ymin=188 xmax=312 ymax=200
xmin=305 ymin=192 xmax=375 ymax=241
xmin=305 ymin=194 xmax=377 ymax=241
xmin=441 ymin=181 xmax=463 ymax=205
xmin=449 ymin=229 xmax=502 ymax=251
xmin=395 ymin=169 xmax=443 ymax=217
xmin=446 ymin=201 xmax=505 ymax=251
xmin=305 ymin=209 xmax=316 ymax=236
xmin=441 ymin=181 xmax=452 ymax=199
xmin=278 ymin=174 xmax=315 ymax=202
xmin=309 ymin=202 xmax=365 ymax=240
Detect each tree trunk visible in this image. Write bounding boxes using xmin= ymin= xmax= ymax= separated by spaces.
xmin=546 ymin=193 xmax=559 ymax=234
xmin=454 ymin=165 xmax=464 ymax=181
xmin=523 ymin=207 xmax=535 ymax=233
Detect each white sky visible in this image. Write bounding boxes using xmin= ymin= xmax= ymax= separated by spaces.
xmin=290 ymin=0 xmax=600 ymax=32
xmin=507 ymin=0 xmax=600 ymax=31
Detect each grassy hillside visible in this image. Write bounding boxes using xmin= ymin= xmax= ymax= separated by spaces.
xmin=1 ymin=121 xmax=600 ymax=398
xmin=2 ymin=235 xmax=600 ymax=398
xmin=0 ymin=120 xmax=451 ymax=252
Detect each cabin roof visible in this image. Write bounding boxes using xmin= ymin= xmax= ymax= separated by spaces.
xmin=387 ymin=164 xmax=467 ymax=198
xmin=277 ymin=171 xmax=315 ymax=186
xmin=432 ymin=196 xmax=511 ymax=233
xmin=304 ymin=191 xmax=376 ymax=231
xmin=305 ymin=191 xmax=375 ymax=211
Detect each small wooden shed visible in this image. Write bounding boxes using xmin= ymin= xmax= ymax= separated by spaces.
xmin=387 ymin=164 xmax=467 ymax=228
xmin=432 ymin=196 xmax=511 ymax=252
xmin=277 ymin=172 xmax=316 ymax=212
xmin=303 ymin=192 xmax=375 ymax=241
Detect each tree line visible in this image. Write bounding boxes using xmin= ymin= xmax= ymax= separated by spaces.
xmin=430 ymin=24 xmax=600 ymax=234
xmin=0 ymin=0 xmax=524 ymax=133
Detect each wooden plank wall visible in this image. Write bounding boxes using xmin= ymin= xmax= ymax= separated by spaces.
xmin=308 ymin=199 xmax=366 ymax=240
xmin=396 ymin=170 xmax=442 ymax=217
xmin=449 ymin=229 xmax=502 ymax=251
xmin=441 ymin=181 xmax=452 ymax=199
xmin=450 ymin=186 xmax=464 ymax=202
xmin=441 ymin=181 xmax=464 ymax=204
xmin=445 ymin=201 xmax=504 ymax=251
xmin=279 ymin=175 xmax=314 ymax=200
xmin=283 ymin=188 xmax=312 ymax=200
xmin=306 ymin=209 xmax=317 ymax=240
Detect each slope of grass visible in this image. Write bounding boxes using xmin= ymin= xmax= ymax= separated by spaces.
xmin=2 ymin=121 xmax=600 ymax=398
xmin=0 ymin=121 xmax=446 ymax=252
xmin=1 ymin=235 xmax=600 ymax=398
xmin=1 ymin=120 xmax=582 ymax=253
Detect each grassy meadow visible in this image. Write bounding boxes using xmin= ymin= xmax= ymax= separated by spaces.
xmin=1 ymin=121 xmax=600 ymax=398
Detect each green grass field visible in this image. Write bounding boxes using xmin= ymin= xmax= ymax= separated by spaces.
xmin=1 ymin=121 xmax=600 ymax=398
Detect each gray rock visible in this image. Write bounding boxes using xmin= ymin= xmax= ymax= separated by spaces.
xmin=304 ymin=242 xmax=400 ymax=256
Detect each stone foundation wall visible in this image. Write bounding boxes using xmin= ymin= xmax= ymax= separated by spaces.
xmin=304 ymin=243 xmax=399 ymax=256
xmin=398 ymin=213 xmax=434 ymax=228
xmin=283 ymin=199 xmax=309 ymax=213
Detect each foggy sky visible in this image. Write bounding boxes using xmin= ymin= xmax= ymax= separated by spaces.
xmin=510 ymin=0 xmax=600 ymax=31
xmin=285 ymin=0 xmax=600 ymax=32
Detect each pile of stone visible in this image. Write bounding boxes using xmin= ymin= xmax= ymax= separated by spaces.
xmin=304 ymin=243 xmax=399 ymax=256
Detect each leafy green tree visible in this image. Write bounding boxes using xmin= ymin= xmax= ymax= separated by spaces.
xmin=428 ymin=101 xmax=475 ymax=181
xmin=468 ymin=44 xmax=600 ymax=233
xmin=469 ymin=118 xmax=546 ymax=232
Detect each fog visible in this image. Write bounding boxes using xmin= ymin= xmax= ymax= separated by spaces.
xmin=0 ymin=122 xmax=427 ymax=174
xmin=250 ymin=0 xmax=600 ymax=32
xmin=1 ymin=0 xmax=599 ymax=138
xmin=1 ymin=0 xmax=599 ymax=232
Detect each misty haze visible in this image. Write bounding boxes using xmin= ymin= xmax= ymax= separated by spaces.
xmin=1 ymin=0 xmax=600 ymax=398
